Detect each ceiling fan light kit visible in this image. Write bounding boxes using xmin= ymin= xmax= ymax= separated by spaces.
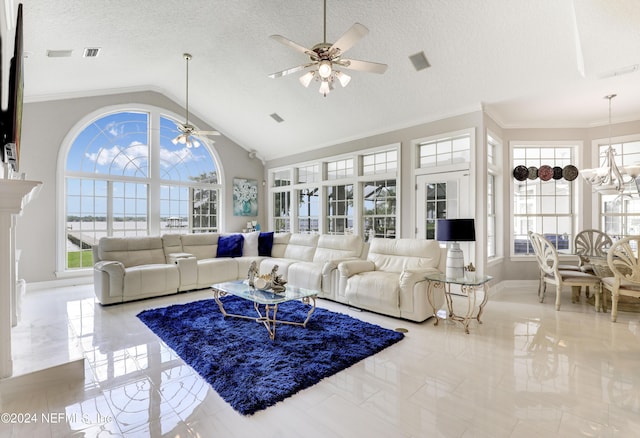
xmin=268 ymin=0 xmax=387 ymax=97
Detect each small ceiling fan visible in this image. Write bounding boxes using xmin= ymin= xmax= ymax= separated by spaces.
xmin=172 ymin=53 xmax=220 ymax=148
xmin=268 ymin=0 xmax=388 ymax=96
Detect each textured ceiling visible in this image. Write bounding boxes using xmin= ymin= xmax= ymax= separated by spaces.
xmin=9 ymin=0 xmax=640 ymax=160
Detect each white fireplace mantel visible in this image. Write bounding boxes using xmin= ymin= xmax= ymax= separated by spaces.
xmin=0 ymin=179 xmax=42 ymax=378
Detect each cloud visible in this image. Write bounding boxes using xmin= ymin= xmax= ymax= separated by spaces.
xmin=85 ymin=141 xmax=202 ymax=171
xmin=85 ymin=142 xmax=148 ymax=171
xmin=159 ymin=146 xmax=202 ymax=168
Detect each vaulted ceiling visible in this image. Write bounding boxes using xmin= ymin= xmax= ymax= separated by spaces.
xmin=10 ymin=0 xmax=640 ymax=160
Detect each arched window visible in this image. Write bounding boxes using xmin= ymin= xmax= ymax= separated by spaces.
xmin=62 ymin=106 xmax=222 ymax=271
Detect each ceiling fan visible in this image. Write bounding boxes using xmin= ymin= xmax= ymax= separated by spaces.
xmin=172 ymin=53 xmax=220 ymax=148
xmin=268 ymin=0 xmax=388 ymax=96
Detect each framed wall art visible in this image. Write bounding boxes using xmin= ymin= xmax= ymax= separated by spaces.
xmin=233 ymin=178 xmax=258 ymax=216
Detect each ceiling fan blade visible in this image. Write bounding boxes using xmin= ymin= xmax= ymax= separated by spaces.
xmin=194 ymin=130 xmax=221 ymax=136
xmin=270 ymin=35 xmax=316 ymax=57
xmin=330 ymin=23 xmax=369 ymax=55
xmin=339 ymin=58 xmax=388 ymax=74
xmin=268 ymin=62 xmax=316 ymax=79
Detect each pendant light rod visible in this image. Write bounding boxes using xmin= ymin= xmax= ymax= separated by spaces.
xmin=184 ymin=53 xmax=192 ymax=125
xmin=606 ymin=94 xmax=616 ymax=148
xmin=323 ymin=0 xmax=327 ymax=44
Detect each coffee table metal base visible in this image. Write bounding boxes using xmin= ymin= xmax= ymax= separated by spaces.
xmin=212 ymin=288 xmax=316 ymax=340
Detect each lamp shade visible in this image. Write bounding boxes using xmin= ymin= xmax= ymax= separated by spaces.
xmin=436 ymin=219 xmax=476 ymax=242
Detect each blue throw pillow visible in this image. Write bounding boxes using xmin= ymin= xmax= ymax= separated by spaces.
xmin=258 ymin=232 xmax=274 ymax=257
xmin=217 ymin=234 xmax=244 ymax=258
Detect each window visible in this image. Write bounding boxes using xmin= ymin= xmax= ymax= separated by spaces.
xmin=269 ymin=144 xmax=400 ymax=240
xmin=424 ymin=182 xmax=452 ymax=239
xmin=296 ymin=164 xmax=320 ymax=184
xmin=512 ymin=144 xmax=575 ymax=255
xmin=418 ymin=134 xmax=471 ymax=168
xmin=363 ymin=179 xmax=396 ymax=239
xmin=327 ymin=158 xmax=354 ymax=180
xmin=63 ymin=108 xmax=221 ymax=270
xmin=598 ymin=139 xmax=640 ymax=238
xmin=487 ymin=174 xmax=496 ymax=257
xmin=363 ymin=150 xmax=397 ymax=175
xmin=272 ymin=169 xmax=292 ymax=187
xmin=298 ymin=188 xmax=319 ymax=233
xmin=327 ymin=184 xmax=353 ymax=235
xmin=273 ymin=191 xmax=291 ymax=232
xmin=267 ymin=145 xmax=399 ymax=238
xmin=487 ymin=133 xmax=501 ymax=258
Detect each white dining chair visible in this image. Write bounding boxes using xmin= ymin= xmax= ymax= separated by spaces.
xmin=574 ymin=229 xmax=613 ymax=298
xmin=601 ymin=236 xmax=640 ymax=322
xmin=529 ymin=232 xmax=603 ymax=311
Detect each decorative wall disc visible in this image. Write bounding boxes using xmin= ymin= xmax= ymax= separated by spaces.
xmin=562 ymin=165 xmax=579 ymax=181
xmin=513 ymin=165 xmax=528 ymax=181
xmin=552 ymin=166 xmax=563 ymax=180
xmin=527 ymin=166 xmax=538 ymax=180
xmin=538 ymin=165 xmax=553 ymax=181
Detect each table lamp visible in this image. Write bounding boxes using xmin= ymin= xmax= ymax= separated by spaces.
xmin=436 ymin=218 xmax=476 ymax=279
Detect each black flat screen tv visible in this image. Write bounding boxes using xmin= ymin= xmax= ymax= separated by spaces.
xmin=6 ymin=3 xmax=23 ymax=172
xmin=1 ymin=3 xmax=23 ymax=173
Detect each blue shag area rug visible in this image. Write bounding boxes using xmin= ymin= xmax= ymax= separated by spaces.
xmin=137 ymin=296 xmax=404 ymax=415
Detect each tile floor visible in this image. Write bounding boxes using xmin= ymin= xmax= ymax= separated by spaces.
xmin=1 ymin=283 xmax=640 ymax=437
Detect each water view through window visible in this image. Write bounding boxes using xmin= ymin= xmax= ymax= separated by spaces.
xmin=64 ymin=110 xmax=221 ymax=270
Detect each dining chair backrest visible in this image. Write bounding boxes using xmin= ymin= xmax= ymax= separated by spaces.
xmin=529 ymin=232 xmax=559 ymax=278
xmin=607 ymin=236 xmax=640 ymax=283
xmin=575 ymin=229 xmax=612 ymax=259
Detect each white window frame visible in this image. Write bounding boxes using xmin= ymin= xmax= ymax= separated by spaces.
xmin=56 ymin=104 xmax=224 ymax=277
xmin=592 ymin=134 xmax=640 ymax=238
xmin=509 ymin=141 xmax=580 ymax=258
xmin=411 ymin=128 xmax=475 ymax=239
xmin=487 ymin=131 xmax=502 ymax=262
xmin=266 ymin=144 xmax=400 ymax=238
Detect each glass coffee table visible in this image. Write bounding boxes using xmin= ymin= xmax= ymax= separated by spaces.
xmin=211 ymin=280 xmax=318 ymax=340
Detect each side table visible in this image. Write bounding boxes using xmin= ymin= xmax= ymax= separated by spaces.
xmin=425 ymin=273 xmax=493 ymax=334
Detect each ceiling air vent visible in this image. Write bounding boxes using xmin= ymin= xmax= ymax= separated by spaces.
xmin=409 ymin=51 xmax=431 ymax=71
xmin=47 ymin=49 xmax=73 ymax=58
xmin=83 ymin=47 xmax=101 ymax=58
xmin=270 ymin=113 xmax=284 ymax=123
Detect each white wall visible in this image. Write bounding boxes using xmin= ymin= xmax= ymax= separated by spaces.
xmin=18 ymin=91 xmax=264 ymax=283
xmin=16 ymin=87 xmax=640 ymax=286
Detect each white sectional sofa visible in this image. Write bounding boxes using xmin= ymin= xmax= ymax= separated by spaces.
xmin=338 ymin=238 xmax=446 ymax=322
xmin=93 ymin=232 xmax=364 ymax=305
xmin=93 ymin=232 xmax=445 ymax=322
xmin=93 ymin=236 xmax=181 ymax=305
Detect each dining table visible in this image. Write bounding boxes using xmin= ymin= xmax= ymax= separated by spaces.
xmin=561 ymin=251 xmax=640 ymax=313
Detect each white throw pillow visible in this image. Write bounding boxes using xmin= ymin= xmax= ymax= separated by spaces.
xmin=241 ymin=231 xmax=260 ymax=256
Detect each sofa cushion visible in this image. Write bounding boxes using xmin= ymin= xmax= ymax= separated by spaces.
xmin=181 ymin=233 xmax=219 ymax=259
xmin=217 ymin=234 xmax=244 ymax=258
xmin=197 ymin=258 xmax=239 ymax=285
xmin=313 ymin=234 xmax=363 ymax=262
xmin=283 ymin=233 xmax=319 ymax=262
xmin=161 ymin=234 xmax=184 ymax=262
xmin=97 ymin=236 xmax=166 ymax=268
xmin=368 ymin=238 xmax=440 ymax=273
xmin=123 ymin=264 xmax=180 ymax=297
xmin=258 ymin=232 xmax=274 ymax=257
xmin=344 ymin=271 xmax=401 ymax=316
xmin=271 ymin=233 xmax=291 ymax=258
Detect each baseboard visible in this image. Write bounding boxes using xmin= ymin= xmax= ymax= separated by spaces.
xmin=0 ymin=358 xmax=85 ymax=401
xmin=26 ymin=275 xmax=93 ymax=292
